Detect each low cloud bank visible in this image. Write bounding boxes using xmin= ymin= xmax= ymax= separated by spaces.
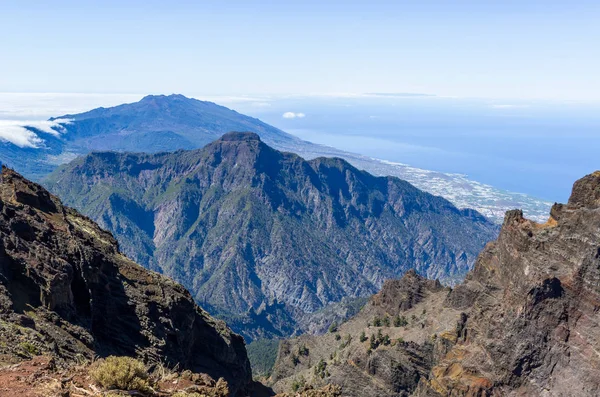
xmin=0 ymin=119 xmax=72 ymax=148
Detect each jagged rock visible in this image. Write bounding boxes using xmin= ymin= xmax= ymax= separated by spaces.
xmin=271 ymin=171 xmax=600 ymax=396
xmin=568 ymin=170 xmax=600 ymax=208
xmin=270 ymin=270 xmax=450 ymax=396
xmin=422 ymin=170 xmax=600 ymax=396
xmin=0 ymin=166 xmax=253 ymax=396
xmin=371 ymin=270 xmax=445 ymax=312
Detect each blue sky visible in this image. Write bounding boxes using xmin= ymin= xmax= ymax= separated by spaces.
xmin=1 ymin=0 xmax=600 ymax=100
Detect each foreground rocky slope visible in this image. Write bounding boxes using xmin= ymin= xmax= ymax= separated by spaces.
xmin=270 ymin=171 xmax=600 ymax=396
xmin=0 ymin=166 xmax=252 ymax=395
xmin=45 ymin=132 xmax=497 ymax=340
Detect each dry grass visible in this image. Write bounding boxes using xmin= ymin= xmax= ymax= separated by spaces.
xmin=171 ymin=378 xmax=229 ymax=397
xmin=276 ymin=384 xmax=342 ymax=397
xmin=150 ymin=359 xmax=179 ymax=384
xmin=89 ymin=356 xmax=152 ymax=392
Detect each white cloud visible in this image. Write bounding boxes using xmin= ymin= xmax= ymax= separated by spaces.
xmin=0 ymin=122 xmax=44 ymax=148
xmin=28 ymin=119 xmax=72 ymax=136
xmin=282 ymin=112 xmax=306 ymax=119
xmin=0 ymin=119 xmax=72 ymax=148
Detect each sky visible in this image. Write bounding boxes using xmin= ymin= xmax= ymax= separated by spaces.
xmin=1 ymin=0 xmax=600 ymax=100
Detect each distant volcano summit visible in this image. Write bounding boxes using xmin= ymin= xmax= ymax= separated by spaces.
xmin=0 ymin=94 xmax=307 ymax=180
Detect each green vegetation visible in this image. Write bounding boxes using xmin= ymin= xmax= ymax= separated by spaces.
xmin=382 ymin=334 xmax=391 ymax=346
xmin=339 ymin=334 xmax=352 ymax=349
xmin=19 ymin=341 xmax=39 ymax=356
xmin=334 ymin=333 xmax=341 ymax=341
xmin=383 ymin=315 xmax=390 ymax=327
xmin=298 ymin=344 xmax=309 ymax=356
xmin=90 ymin=356 xmax=151 ymax=392
xmin=394 ymin=314 xmax=408 ymax=327
xmin=369 ymin=329 xmax=391 ymax=350
xmin=314 ymin=359 xmax=329 ymax=379
xmin=292 ymin=354 xmax=300 ymax=366
xmin=291 ymin=375 xmax=306 ymax=392
xmin=246 ymin=339 xmax=280 ymax=378
xmin=372 ymin=315 xmax=391 ymax=327
xmin=45 ymin=122 xmax=497 ymax=342
xmin=359 ymin=331 xmax=367 ymax=342
xmin=328 ymin=322 xmax=338 ymax=333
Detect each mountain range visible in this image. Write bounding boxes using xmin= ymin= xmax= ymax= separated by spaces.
xmin=0 ymin=94 xmax=551 ymax=223
xmin=0 ymin=94 xmax=306 ymax=181
xmin=1 ymin=102 xmax=599 ymax=396
xmin=269 ymin=171 xmax=600 ymax=396
xmin=45 ymin=132 xmax=498 ymax=340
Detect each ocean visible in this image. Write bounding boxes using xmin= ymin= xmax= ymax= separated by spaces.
xmin=234 ymin=95 xmax=600 ymax=203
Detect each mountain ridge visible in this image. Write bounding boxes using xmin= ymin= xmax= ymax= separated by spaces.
xmin=0 ymin=93 xmax=551 ymax=223
xmin=46 ymin=132 xmax=498 ymax=341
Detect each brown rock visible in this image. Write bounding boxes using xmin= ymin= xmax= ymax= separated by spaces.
xmin=0 ymin=166 xmax=252 ymax=396
xmin=568 ymin=170 xmax=600 ymax=208
xmin=271 ymin=171 xmax=600 ymax=396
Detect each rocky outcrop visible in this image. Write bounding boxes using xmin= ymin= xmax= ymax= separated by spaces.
xmin=45 ymin=132 xmax=498 ymax=340
xmin=371 ymin=270 xmax=444 ymax=312
xmin=269 ymin=270 xmax=452 ymax=396
xmin=420 ymin=170 xmax=600 ymax=396
xmin=271 ymin=171 xmax=600 ymax=396
xmin=0 ymin=166 xmax=253 ymax=396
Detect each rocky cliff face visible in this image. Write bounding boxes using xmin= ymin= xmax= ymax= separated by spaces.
xmin=270 ymin=171 xmax=600 ymax=396
xmin=45 ymin=132 xmax=497 ymax=340
xmin=0 ymin=166 xmax=252 ymax=396
xmin=270 ymin=270 xmax=453 ymax=396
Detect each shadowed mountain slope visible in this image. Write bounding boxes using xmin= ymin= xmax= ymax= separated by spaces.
xmin=0 ymin=166 xmax=253 ymax=396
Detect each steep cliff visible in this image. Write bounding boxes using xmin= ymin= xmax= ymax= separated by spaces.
xmin=0 ymin=166 xmax=252 ymax=395
xmin=271 ymin=171 xmax=600 ymax=396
